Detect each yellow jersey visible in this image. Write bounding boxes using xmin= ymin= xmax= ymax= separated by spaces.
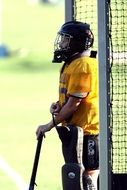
xmin=59 ymin=55 xmax=99 ymax=135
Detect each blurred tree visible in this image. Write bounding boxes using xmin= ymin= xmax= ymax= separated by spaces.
xmin=41 ymin=0 xmax=62 ymax=4
xmin=27 ymin=0 xmax=63 ymax=5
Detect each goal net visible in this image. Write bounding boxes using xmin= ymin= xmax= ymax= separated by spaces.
xmin=109 ymin=0 xmax=127 ymax=173
xmin=67 ymin=0 xmax=127 ymax=174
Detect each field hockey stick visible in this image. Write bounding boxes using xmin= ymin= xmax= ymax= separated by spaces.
xmin=28 ymin=134 xmax=44 ymax=190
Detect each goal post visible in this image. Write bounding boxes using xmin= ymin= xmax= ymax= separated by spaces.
xmin=98 ymin=0 xmax=112 ymax=189
xmin=65 ymin=0 xmax=74 ymax=22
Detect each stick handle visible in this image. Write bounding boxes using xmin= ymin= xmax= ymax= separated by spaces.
xmin=28 ymin=135 xmax=43 ymax=190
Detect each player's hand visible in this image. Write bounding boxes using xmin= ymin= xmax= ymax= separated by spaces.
xmin=50 ymin=102 xmax=60 ymax=115
xmin=36 ymin=123 xmax=53 ymax=139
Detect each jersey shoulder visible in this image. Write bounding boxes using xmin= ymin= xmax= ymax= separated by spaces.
xmin=68 ymin=56 xmax=97 ymax=74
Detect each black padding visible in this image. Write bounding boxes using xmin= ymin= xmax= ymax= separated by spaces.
xmin=56 ymin=126 xmax=78 ymax=163
xmin=83 ymin=135 xmax=99 ymax=170
xmin=112 ymin=174 xmax=127 ymax=190
xmin=90 ymin=50 xmax=97 ymax=58
xmin=62 ymin=163 xmax=81 ymax=190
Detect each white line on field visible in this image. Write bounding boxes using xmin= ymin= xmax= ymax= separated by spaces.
xmin=0 ymin=156 xmax=28 ymax=190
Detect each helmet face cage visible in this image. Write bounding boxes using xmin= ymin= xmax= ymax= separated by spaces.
xmin=54 ymin=32 xmax=73 ymax=52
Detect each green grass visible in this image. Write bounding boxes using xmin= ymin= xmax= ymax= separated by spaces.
xmin=0 ymin=1 xmax=64 ymax=189
xmin=0 ymin=71 xmax=64 ymax=190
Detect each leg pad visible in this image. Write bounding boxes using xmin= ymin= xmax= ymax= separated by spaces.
xmin=62 ymin=163 xmax=81 ymax=190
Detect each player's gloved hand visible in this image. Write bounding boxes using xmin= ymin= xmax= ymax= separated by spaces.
xmin=50 ymin=101 xmax=60 ymax=115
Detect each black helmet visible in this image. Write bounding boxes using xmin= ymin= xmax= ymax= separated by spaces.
xmin=52 ymin=21 xmax=94 ymax=63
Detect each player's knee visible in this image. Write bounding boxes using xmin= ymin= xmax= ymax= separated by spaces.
xmin=83 ymin=174 xmax=97 ymax=190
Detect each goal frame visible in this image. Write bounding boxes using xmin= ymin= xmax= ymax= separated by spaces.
xmin=65 ymin=0 xmax=112 ymax=189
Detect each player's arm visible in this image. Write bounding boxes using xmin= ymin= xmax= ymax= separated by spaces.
xmin=53 ymin=96 xmax=82 ymax=123
xmin=36 ymin=96 xmax=82 ymax=138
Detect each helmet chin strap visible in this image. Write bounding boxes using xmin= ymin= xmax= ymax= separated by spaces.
xmin=52 ymin=50 xmax=67 ymax=63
